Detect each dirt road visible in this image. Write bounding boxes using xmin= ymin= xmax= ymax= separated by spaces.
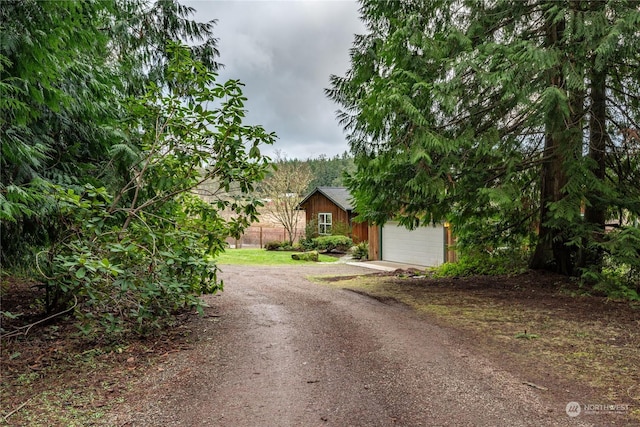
xmin=111 ymin=264 xmax=593 ymax=426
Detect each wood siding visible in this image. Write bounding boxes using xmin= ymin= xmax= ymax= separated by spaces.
xmin=368 ymin=225 xmax=380 ymax=260
xmin=445 ymin=225 xmax=458 ymax=263
xmin=350 ymin=220 xmax=369 ymax=244
xmin=299 ymin=193 xmax=368 ymax=243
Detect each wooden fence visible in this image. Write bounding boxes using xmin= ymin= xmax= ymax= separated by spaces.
xmin=226 ymin=226 xmax=305 ymax=248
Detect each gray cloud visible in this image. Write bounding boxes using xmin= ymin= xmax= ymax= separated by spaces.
xmin=186 ymin=0 xmax=364 ymax=160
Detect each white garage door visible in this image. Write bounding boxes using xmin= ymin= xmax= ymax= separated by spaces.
xmin=381 ymin=222 xmax=445 ymax=266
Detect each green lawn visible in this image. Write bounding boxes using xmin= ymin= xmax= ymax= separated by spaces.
xmin=216 ymin=248 xmax=340 ymax=265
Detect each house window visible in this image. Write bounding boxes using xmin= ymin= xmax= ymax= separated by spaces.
xmin=318 ymin=213 xmax=332 ymax=235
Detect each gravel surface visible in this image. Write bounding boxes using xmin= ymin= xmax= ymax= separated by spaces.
xmin=109 ymin=264 xmax=594 ymax=426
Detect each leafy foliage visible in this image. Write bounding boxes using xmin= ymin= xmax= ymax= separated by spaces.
xmin=109 ymin=0 xmax=221 ymax=95
xmin=329 ymin=221 xmax=352 ymax=238
xmin=305 ymin=153 xmax=355 ymax=192
xmin=265 ymin=153 xmax=355 ymax=194
xmin=582 ymin=227 xmax=640 ymax=300
xmin=0 ymin=0 xmax=223 ymax=266
xmin=0 ymin=1 xmax=275 ymax=336
xmin=1 ymin=1 xmax=122 ymax=265
xmin=350 ymin=241 xmax=369 ymax=260
xmin=311 ymin=235 xmax=353 ymax=253
xmin=304 ymin=219 xmax=319 ymax=240
xmin=36 ymin=45 xmax=274 ymax=335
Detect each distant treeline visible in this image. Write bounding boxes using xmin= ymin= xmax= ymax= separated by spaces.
xmin=283 ymin=152 xmax=355 ymax=193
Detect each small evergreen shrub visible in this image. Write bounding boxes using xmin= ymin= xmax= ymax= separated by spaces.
xmin=590 ymin=275 xmax=639 ymax=301
xmin=305 ymin=219 xmax=319 ymax=240
xmin=581 ymin=256 xmax=640 ymax=301
xmin=350 ymin=241 xmax=369 ymax=260
xmin=312 ymin=235 xmax=353 ymax=253
xmin=264 ymin=241 xmax=285 ymax=251
xmin=291 ymin=251 xmax=319 ymax=262
xmin=264 ymin=241 xmax=298 ymax=251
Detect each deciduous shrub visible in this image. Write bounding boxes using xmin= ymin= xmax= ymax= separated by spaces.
xmin=31 ymin=46 xmax=275 ymax=338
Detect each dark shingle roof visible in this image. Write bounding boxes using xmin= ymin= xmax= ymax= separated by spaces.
xmin=299 ymin=187 xmax=354 ymax=212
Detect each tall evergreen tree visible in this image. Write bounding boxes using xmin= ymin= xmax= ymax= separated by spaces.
xmin=1 ymin=1 xmax=120 ymax=262
xmin=328 ymin=0 xmax=640 ymax=287
xmin=0 ymin=0 xmax=221 ymax=265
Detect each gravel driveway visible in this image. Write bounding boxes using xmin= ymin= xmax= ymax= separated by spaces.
xmin=110 ymin=264 xmax=592 ymax=426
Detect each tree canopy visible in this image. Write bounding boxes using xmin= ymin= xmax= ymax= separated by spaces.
xmin=328 ymin=0 xmax=640 ymax=294
xmin=1 ymin=1 xmax=275 ymax=335
xmin=1 ymin=0 xmax=223 ymax=263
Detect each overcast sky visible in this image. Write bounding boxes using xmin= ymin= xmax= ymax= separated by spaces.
xmin=186 ymin=0 xmax=365 ymax=160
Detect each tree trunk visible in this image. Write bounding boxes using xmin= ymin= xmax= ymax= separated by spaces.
xmin=529 ymin=132 xmax=571 ymax=272
xmin=580 ymin=28 xmax=608 ymax=271
xmin=529 ymin=13 xmax=582 ymax=275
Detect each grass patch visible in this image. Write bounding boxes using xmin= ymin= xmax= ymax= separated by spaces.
xmin=1 ymin=388 xmax=111 ymax=427
xmin=216 ymin=248 xmax=339 ymax=265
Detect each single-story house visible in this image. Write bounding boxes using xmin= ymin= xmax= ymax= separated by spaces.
xmin=297 ymin=187 xmax=369 ymax=243
xmin=298 ymin=187 xmax=456 ymax=266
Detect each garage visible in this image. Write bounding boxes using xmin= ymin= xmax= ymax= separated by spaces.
xmin=381 ymin=222 xmax=445 ymax=266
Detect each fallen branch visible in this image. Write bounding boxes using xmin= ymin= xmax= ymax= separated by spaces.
xmin=522 ymin=381 xmax=548 ymax=391
xmin=3 ymin=398 xmax=31 ymax=422
xmin=0 ymin=295 xmax=78 ymax=340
